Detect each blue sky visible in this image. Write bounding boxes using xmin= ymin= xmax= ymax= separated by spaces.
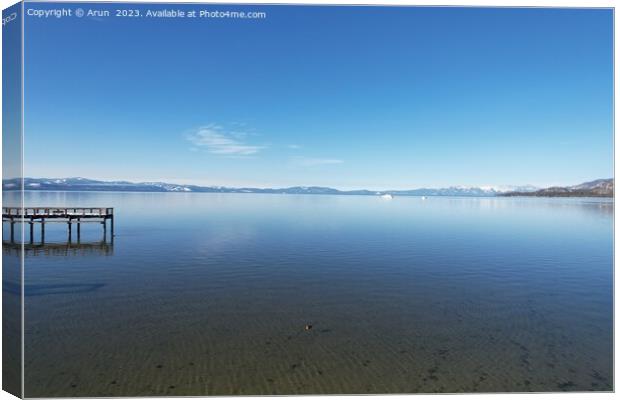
xmin=23 ymin=4 xmax=613 ymax=190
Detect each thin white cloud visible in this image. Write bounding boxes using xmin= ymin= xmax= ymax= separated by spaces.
xmin=292 ymin=156 xmax=344 ymax=167
xmin=288 ymin=144 xmax=302 ymax=150
xmin=187 ymin=125 xmax=264 ymax=156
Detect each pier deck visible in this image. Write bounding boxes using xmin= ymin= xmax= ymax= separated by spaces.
xmin=2 ymin=207 xmax=114 ymax=243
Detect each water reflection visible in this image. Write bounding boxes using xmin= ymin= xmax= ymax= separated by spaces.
xmin=4 ymin=281 xmax=106 ymax=296
xmin=3 ymin=240 xmax=113 ymax=257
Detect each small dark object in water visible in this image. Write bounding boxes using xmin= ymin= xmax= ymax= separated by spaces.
xmin=304 ymin=324 xmax=313 ymax=331
xmin=558 ymin=381 xmax=576 ymax=390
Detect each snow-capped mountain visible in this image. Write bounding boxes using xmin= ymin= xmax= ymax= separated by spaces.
xmin=385 ymin=185 xmax=538 ymax=197
xmin=0 ymin=177 xmax=554 ymax=197
xmin=502 ymin=178 xmax=613 ymax=197
xmin=570 ymin=179 xmax=614 ymax=193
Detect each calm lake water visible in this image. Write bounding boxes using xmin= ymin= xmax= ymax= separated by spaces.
xmin=6 ymin=191 xmax=613 ymax=396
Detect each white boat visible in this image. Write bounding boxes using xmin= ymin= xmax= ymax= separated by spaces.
xmin=421 ymin=196 xmax=427 ymax=200
xmin=381 ymin=194 xmax=393 ymax=200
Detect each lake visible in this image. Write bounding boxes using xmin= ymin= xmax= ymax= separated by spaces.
xmin=5 ymin=191 xmax=613 ymax=396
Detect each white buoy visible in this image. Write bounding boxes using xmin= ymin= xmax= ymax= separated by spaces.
xmin=381 ymin=194 xmax=393 ymax=200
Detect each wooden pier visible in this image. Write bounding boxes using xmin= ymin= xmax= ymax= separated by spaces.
xmin=2 ymin=207 xmax=114 ymax=244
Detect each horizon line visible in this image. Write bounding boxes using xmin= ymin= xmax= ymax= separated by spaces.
xmin=3 ymin=176 xmax=614 ymax=193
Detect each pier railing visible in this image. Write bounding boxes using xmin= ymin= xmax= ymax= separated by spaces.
xmin=3 ymin=207 xmax=113 ymax=218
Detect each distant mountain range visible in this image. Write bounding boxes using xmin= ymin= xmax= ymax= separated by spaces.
xmin=4 ymin=177 xmax=538 ymax=197
xmin=1 ymin=177 xmax=612 ymax=197
xmin=501 ymin=178 xmax=613 ymax=197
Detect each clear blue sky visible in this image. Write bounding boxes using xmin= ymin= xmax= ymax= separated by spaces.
xmin=23 ymin=4 xmax=613 ymax=190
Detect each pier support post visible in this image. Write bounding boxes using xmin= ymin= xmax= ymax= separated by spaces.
xmin=110 ymin=216 xmax=114 ymax=238
xmin=29 ymin=221 xmax=33 ymax=244
xmin=68 ymin=220 xmax=72 ymax=242
xmin=41 ymin=219 xmax=45 ymax=244
xmin=102 ymin=220 xmax=107 ymax=242
xmin=77 ymin=219 xmax=81 ymax=242
xmin=10 ymin=221 xmax=14 ymax=243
